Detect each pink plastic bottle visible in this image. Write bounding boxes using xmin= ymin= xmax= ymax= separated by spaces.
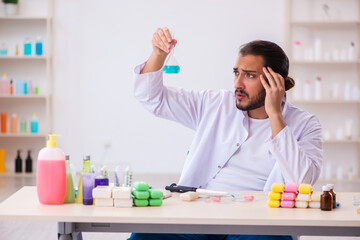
xmin=37 ymin=134 xmax=66 ymax=205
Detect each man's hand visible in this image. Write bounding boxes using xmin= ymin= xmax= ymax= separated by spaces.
xmin=141 ymin=27 xmax=177 ymax=74
xmin=260 ymin=66 xmax=287 ymax=138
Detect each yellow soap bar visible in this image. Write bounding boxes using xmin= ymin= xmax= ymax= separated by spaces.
xmin=298 ymin=184 xmax=312 ymax=194
xmin=271 ymin=183 xmax=285 ymax=193
xmin=268 ymin=192 xmax=281 ymax=200
xmin=180 ymin=192 xmax=199 ymax=201
xmin=267 ymin=199 xmax=280 ymax=208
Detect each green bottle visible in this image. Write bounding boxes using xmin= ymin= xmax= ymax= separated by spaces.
xmin=75 ymin=155 xmax=91 ymax=203
xmin=64 ymin=155 xmax=75 ymax=203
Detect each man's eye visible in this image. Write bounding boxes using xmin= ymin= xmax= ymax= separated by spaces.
xmin=246 ymin=73 xmax=255 ymax=78
xmin=233 ymin=71 xmax=239 ymax=76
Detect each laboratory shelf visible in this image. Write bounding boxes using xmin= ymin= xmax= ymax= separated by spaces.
xmin=291 ymin=20 xmax=360 ymax=27
xmin=323 ymin=139 xmax=360 ymax=143
xmin=291 ymin=60 xmax=360 ymax=65
xmin=0 ymin=133 xmax=47 ymax=138
xmin=289 ymin=99 xmax=360 ymax=104
xmin=0 ymin=95 xmax=47 ymax=100
xmin=0 ymin=56 xmax=47 ymax=60
xmin=0 ymin=172 xmax=36 ymax=177
xmin=0 ymin=16 xmax=48 ymax=21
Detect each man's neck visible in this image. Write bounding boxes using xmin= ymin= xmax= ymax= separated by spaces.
xmin=248 ymin=106 xmax=268 ymax=119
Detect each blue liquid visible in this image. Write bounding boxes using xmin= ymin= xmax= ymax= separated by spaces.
xmin=24 ymin=81 xmax=28 ymax=95
xmin=16 ymin=79 xmax=23 ymax=95
xmin=30 ymin=121 xmax=38 ymax=133
xmin=164 ymin=65 xmax=180 ymax=74
xmin=0 ymin=49 xmax=8 ymax=56
xmin=24 ymin=43 xmax=32 ymax=55
xmin=35 ymin=42 xmax=43 ymax=56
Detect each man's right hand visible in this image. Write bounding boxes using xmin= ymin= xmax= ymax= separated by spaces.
xmin=141 ymin=27 xmax=178 ymax=74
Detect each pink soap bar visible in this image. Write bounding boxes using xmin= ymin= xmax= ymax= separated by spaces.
xmin=244 ymin=195 xmax=254 ymax=201
xmin=282 ymin=192 xmax=297 ymax=201
xmin=281 ymin=200 xmax=295 ymax=208
xmin=284 ymin=183 xmax=298 ymax=193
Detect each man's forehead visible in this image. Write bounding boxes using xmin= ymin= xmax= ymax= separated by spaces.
xmin=235 ymin=55 xmax=264 ymax=70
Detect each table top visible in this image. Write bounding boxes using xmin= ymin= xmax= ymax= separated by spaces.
xmin=0 ymin=187 xmax=359 ymax=227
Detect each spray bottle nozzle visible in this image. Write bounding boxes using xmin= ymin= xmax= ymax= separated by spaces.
xmin=47 ymin=134 xmax=61 ymax=148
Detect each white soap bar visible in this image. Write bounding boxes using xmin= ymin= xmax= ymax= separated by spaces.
xmin=295 ymin=201 xmax=309 ymax=208
xmin=296 ymin=193 xmax=311 ymax=201
xmin=95 ymin=198 xmax=114 ymax=207
xmin=310 ymin=192 xmax=321 ymax=202
xmin=93 ymin=186 xmax=112 ymax=199
xmin=113 ymin=187 xmax=132 ymax=199
xmin=180 ymin=192 xmax=199 ymax=201
xmin=309 ymin=201 xmax=320 ymax=208
xmin=114 ymin=199 xmax=133 ymax=208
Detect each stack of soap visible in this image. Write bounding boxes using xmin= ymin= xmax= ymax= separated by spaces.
xmin=113 ymin=186 xmax=133 ymax=208
xmin=93 ymin=186 xmax=113 ymax=207
xmin=295 ymin=184 xmax=312 ymax=208
xmin=267 ymin=183 xmax=284 ymax=208
xmin=281 ymin=183 xmax=298 ymax=208
xmin=132 ymin=181 xmax=163 ymax=207
xmin=309 ymin=192 xmax=321 ymax=208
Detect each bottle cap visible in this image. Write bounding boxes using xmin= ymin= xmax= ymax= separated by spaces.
xmin=47 ymin=134 xmax=60 ymax=148
xmin=322 ymin=185 xmax=331 ymax=191
xmin=83 ymin=155 xmax=90 ymax=160
xmin=326 ymin=184 xmax=334 ymax=189
xmin=66 ymin=155 xmax=70 ymax=160
xmin=2 ymin=73 xmax=6 ymax=79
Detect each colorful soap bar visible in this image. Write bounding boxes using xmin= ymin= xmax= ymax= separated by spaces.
xmin=132 ymin=190 xmax=150 ymax=200
xmin=149 ymin=190 xmax=163 ymax=199
xmin=268 ymin=192 xmax=281 ymax=200
xmin=296 ymin=193 xmax=310 ymax=201
xmin=284 ymin=183 xmax=298 ymax=193
xmin=295 ymin=201 xmax=309 ymax=208
xmin=267 ymin=199 xmax=280 ymax=208
xmin=180 ymin=192 xmax=199 ymax=201
xmin=133 ymin=182 xmax=149 ymax=191
xmin=271 ymin=183 xmax=285 ymax=193
xmin=282 ymin=192 xmax=297 ymax=201
xmin=309 ymin=201 xmax=320 ymax=208
xmin=114 ymin=199 xmax=133 ymax=208
xmin=280 ymin=200 xmax=295 ymax=208
xmin=298 ymin=184 xmax=312 ymax=194
xmin=113 ymin=186 xmax=132 ymax=199
xmin=94 ymin=198 xmax=113 ymax=207
xmin=92 ymin=186 xmax=112 ymax=199
xmin=149 ymin=198 xmax=162 ymax=206
xmin=133 ymin=199 xmax=149 ymax=207
xmin=310 ymin=192 xmax=321 ymax=202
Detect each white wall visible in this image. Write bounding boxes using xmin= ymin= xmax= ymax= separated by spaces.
xmin=53 ymin=0 xmax=286 ymax=174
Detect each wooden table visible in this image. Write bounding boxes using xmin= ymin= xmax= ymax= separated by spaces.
xmin=1 ymin=187 xmax=360 ymax=240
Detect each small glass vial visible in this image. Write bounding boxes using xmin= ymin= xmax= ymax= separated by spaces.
xmin=327 ymin=184 xmax=336 ymax=209
xmin=320 ymin=185 xmax=333 ymax=211
xmin=24 ymin=37 xmax=32 ymax=56
xmin=35 ymin=36 xmax=43 ymax=56
xmin=0 ymin=43 xmax=8 ymax=56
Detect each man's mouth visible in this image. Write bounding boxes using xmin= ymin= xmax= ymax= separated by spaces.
xmin=235 ymin=90 xmax=248 ymax=100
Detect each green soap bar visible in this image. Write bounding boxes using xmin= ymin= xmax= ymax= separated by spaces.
xmin=149 ymin=190 xmax=163 ymax=199
xmin=134 ymin=199 xmax=149 ymax=207
xmin=133 ymin=181 xmax=149 ymax=191
xmin=149 ymin=198 xmax=162 ymax=206
xmin=132 ymin=190 xmax=149 ymax=200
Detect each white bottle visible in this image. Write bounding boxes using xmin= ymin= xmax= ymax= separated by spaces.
xmin=303 ymin=80 xmax=311 ymax=100
xmin=331 ymin=83 xmax=339 ymax=99
xmin=314 ymin=77 xmax=321 ymax=100
xmin=314 ymin=38 xmax=322 ymax=61
xmin=293 ymin=41 xmax=302 ymax=61
xmin=344 ymin=82 xmax=351 ymax=101
xmin=348 ymin=42 xmax=355 ymax=61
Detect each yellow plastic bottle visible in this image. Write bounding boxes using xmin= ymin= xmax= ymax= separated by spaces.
xmin=75 ymin=155 xmax=92 ymax=203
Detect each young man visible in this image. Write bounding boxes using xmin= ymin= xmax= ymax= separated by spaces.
xmin=130 ymin=27 xmax=323 ymax=240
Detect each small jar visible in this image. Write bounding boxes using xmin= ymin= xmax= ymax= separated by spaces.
xmin=327 ymin=184 xmax=336 ymax=209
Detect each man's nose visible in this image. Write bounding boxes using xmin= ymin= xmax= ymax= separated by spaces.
xmin=234 ymin=75 xmax=245 ymax=89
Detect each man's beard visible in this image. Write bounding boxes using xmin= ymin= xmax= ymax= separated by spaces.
xmin=235 ymin=89 xmax=266 ymax=111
